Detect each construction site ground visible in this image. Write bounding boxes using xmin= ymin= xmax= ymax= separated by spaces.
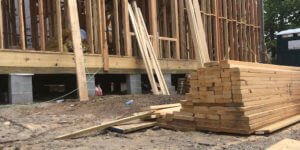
xmin=0 ymin=94 xmax=299 ymax=150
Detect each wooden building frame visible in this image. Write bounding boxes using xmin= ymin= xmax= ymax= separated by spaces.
xmin=0 ymin=0 xmax=263 ymax=74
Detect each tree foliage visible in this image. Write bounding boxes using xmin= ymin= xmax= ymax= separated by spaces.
xmin=264 ymin=0 xmax=300 ymax=58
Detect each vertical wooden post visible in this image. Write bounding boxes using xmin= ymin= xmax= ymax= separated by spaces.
xmin=18 ymin=0 xmax=26 ymax=50
xmin=149 ymin=0 xmax=159 ymax=57
xmin=38 ymin=0 xmax=45 ymax=50
xmin=56 ymin=0 xmax=63 ymax=52
xmin=213 ymin=0 xmax=220 ymax=60
xmin=0 ymin=0 xmax=3 ymax=49
xmin=162 ymin=1 xmax=170 ymax=58
xmin=11 ymin=0 xmax=17 ymax=46
xmin=122 ymin=0 xmax=132 ymax=56
xmin=92 ymin=0 xmax=99 ymax=53
xmin=96 ymin=0 xmax=103 ymax=54
xmin=67 ymin=0 xmax=89 ymax=101
xmin=100 ymin=0 xmax=109 ymax=71
xmin=85 ymin=0 xmax=94 ymax=54
xmin=223 ymin=0 xmax=229 ymax=60
xmin=178 ymin=0 xmax=186 ymax=59
xmin=207 ymin=0 xmax=213 ymax=60
xmin=171 ymin=0 xmax=180 ymax=59
xmin=2 ymin=0 xmax=8 ymax=48
xmin=113 ymin=0 xmax=120 ymax=55
xmin=232 ymin=0 xmax=238 ymax=60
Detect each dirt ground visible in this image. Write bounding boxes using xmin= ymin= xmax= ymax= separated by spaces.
xmin=0 ymin=94 xmax=299 ymax=150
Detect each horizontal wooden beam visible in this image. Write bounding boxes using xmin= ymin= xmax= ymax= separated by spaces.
xmin=0 ymin=50 xmax=200 ymax=74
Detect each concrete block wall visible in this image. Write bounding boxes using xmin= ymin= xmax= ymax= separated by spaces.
xmin=8 ymin=74 xmax=33 ymax=104
xmin=163 ymin=74 xmax=176 ymax=94
xmin=126 ymin=74 xmax=142 ymax=94
xmin=86 ymin=74 xmax=96 ymax=96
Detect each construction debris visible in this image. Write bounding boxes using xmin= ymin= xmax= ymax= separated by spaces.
xmin=55 ymin=111 xmax=152 ymax=140
xmin=158 ymin=60 xmax=300 ymax=134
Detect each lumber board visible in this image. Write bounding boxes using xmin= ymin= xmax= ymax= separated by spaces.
xmin=110 ymin=121 xmax=156 ymax=134
xmin=266 ymin=138 xmax=300 ymax=150
xmin=255 ymin=115 xmax=300 ymax=134
xmin=56 ymin=0 xmax=63 ymax=52
xmin=56 ymin=111 xmax=152 ymax=140
xmin=128 ymin=3 xmax=159 ymax=95
xmin=18 ymin=0 xmax=26 ymax=50
xmin=141 ymin=103 xmax=181 ymax=111
xmin=0 ymin=0 xmax=3 ymax=49
xmin=67 ymin=0 xmax=89 ymax=101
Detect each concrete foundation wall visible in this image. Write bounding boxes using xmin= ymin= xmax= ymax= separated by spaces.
xmin=8 ymin=74 xmax=33 ymax=104
xmin=126 ymin=74 xmax=142 ymax=94
xmin=86 ymin=74 xmax=96 ymax=96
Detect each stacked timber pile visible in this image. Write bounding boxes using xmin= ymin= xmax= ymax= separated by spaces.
xmin=158 ymin=60 xmax=300 ymax=134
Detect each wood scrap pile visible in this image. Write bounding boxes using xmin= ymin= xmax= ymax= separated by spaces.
xmin=158 ymin=60 xmax=300 ymax=134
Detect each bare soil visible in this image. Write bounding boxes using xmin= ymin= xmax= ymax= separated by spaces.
xmin=0 ymin=94 xmax=299 ymax=150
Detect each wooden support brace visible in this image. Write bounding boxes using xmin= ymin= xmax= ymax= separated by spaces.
xmin=67 ymin=0 xmax=89 ymax=101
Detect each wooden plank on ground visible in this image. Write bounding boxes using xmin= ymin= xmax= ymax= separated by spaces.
xmin=55 ymin=111 xmax=152 ymax=140
xmin=110 ymin=121 xmax=156 ymax=133
xmin=141 ymin=103 xmax=181 ymax=111
xmin=255 ymin=115 xmax=300 ymax=134
xmin=266 ymin=138 xmax=300 ymax=150
xmin=67 ymin=0 xmax=89 ymax=101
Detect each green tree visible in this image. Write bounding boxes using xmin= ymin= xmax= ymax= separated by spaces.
xmin=264 ymin=0 xmax=300 ymax=59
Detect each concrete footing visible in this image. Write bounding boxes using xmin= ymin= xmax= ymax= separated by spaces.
xmin=126 ymin=74 xmax=142 ymax=94
xmin=86 ymin=74 xmax=96 ymax=97
xmin=163 ymin=74 xmax=176 ymax=94
xmin=8 ymin=74 xmax=33 ymax=104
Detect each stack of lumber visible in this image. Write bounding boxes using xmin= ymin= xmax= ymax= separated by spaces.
xmin=158 ymin=60 xmax=300 ymax=134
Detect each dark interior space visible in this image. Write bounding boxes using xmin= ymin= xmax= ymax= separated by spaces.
xmin=95 ymin=74 xmax=127 ymax=95
xmin=171 ymin=74 xmax=186 ymax=91
xmin=33 ymin=74 xmax=78 ymax=102
xmin=0 ymin=75 xmax=9 ymax=104
xmin=141 ymin=74 xmax=152 ymax=94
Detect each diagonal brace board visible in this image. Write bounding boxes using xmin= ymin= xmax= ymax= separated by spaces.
xmin=128 ymin=2 xmax=169 ymax=95
xmin=67 ymin=0 xmax=89 ymax=101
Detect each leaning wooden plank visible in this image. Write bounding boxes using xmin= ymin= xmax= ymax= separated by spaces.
xmin=192 ymin=0 xmax=210 ymax=62
xmin=141 ymin=103 xmax=181 ymax=111
xmin=255 ymin=115 xmax=300 ymax=134
xmin=266 ymin=138 xmax=300 ymax=150
xmin=132 ymin=3 xmax=169 ymax=95
xmin=110 ymin=121 xmax=156 ymax=134
xmin=67 ymin=0 xmax=89 ymax=101
xmin=55 ymin=111 xmax=152 ymax=140
xmin=185 ymin=0 xmax=208 ymax=67
xmin=128 ymin=3 xmax=159 ymax=94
